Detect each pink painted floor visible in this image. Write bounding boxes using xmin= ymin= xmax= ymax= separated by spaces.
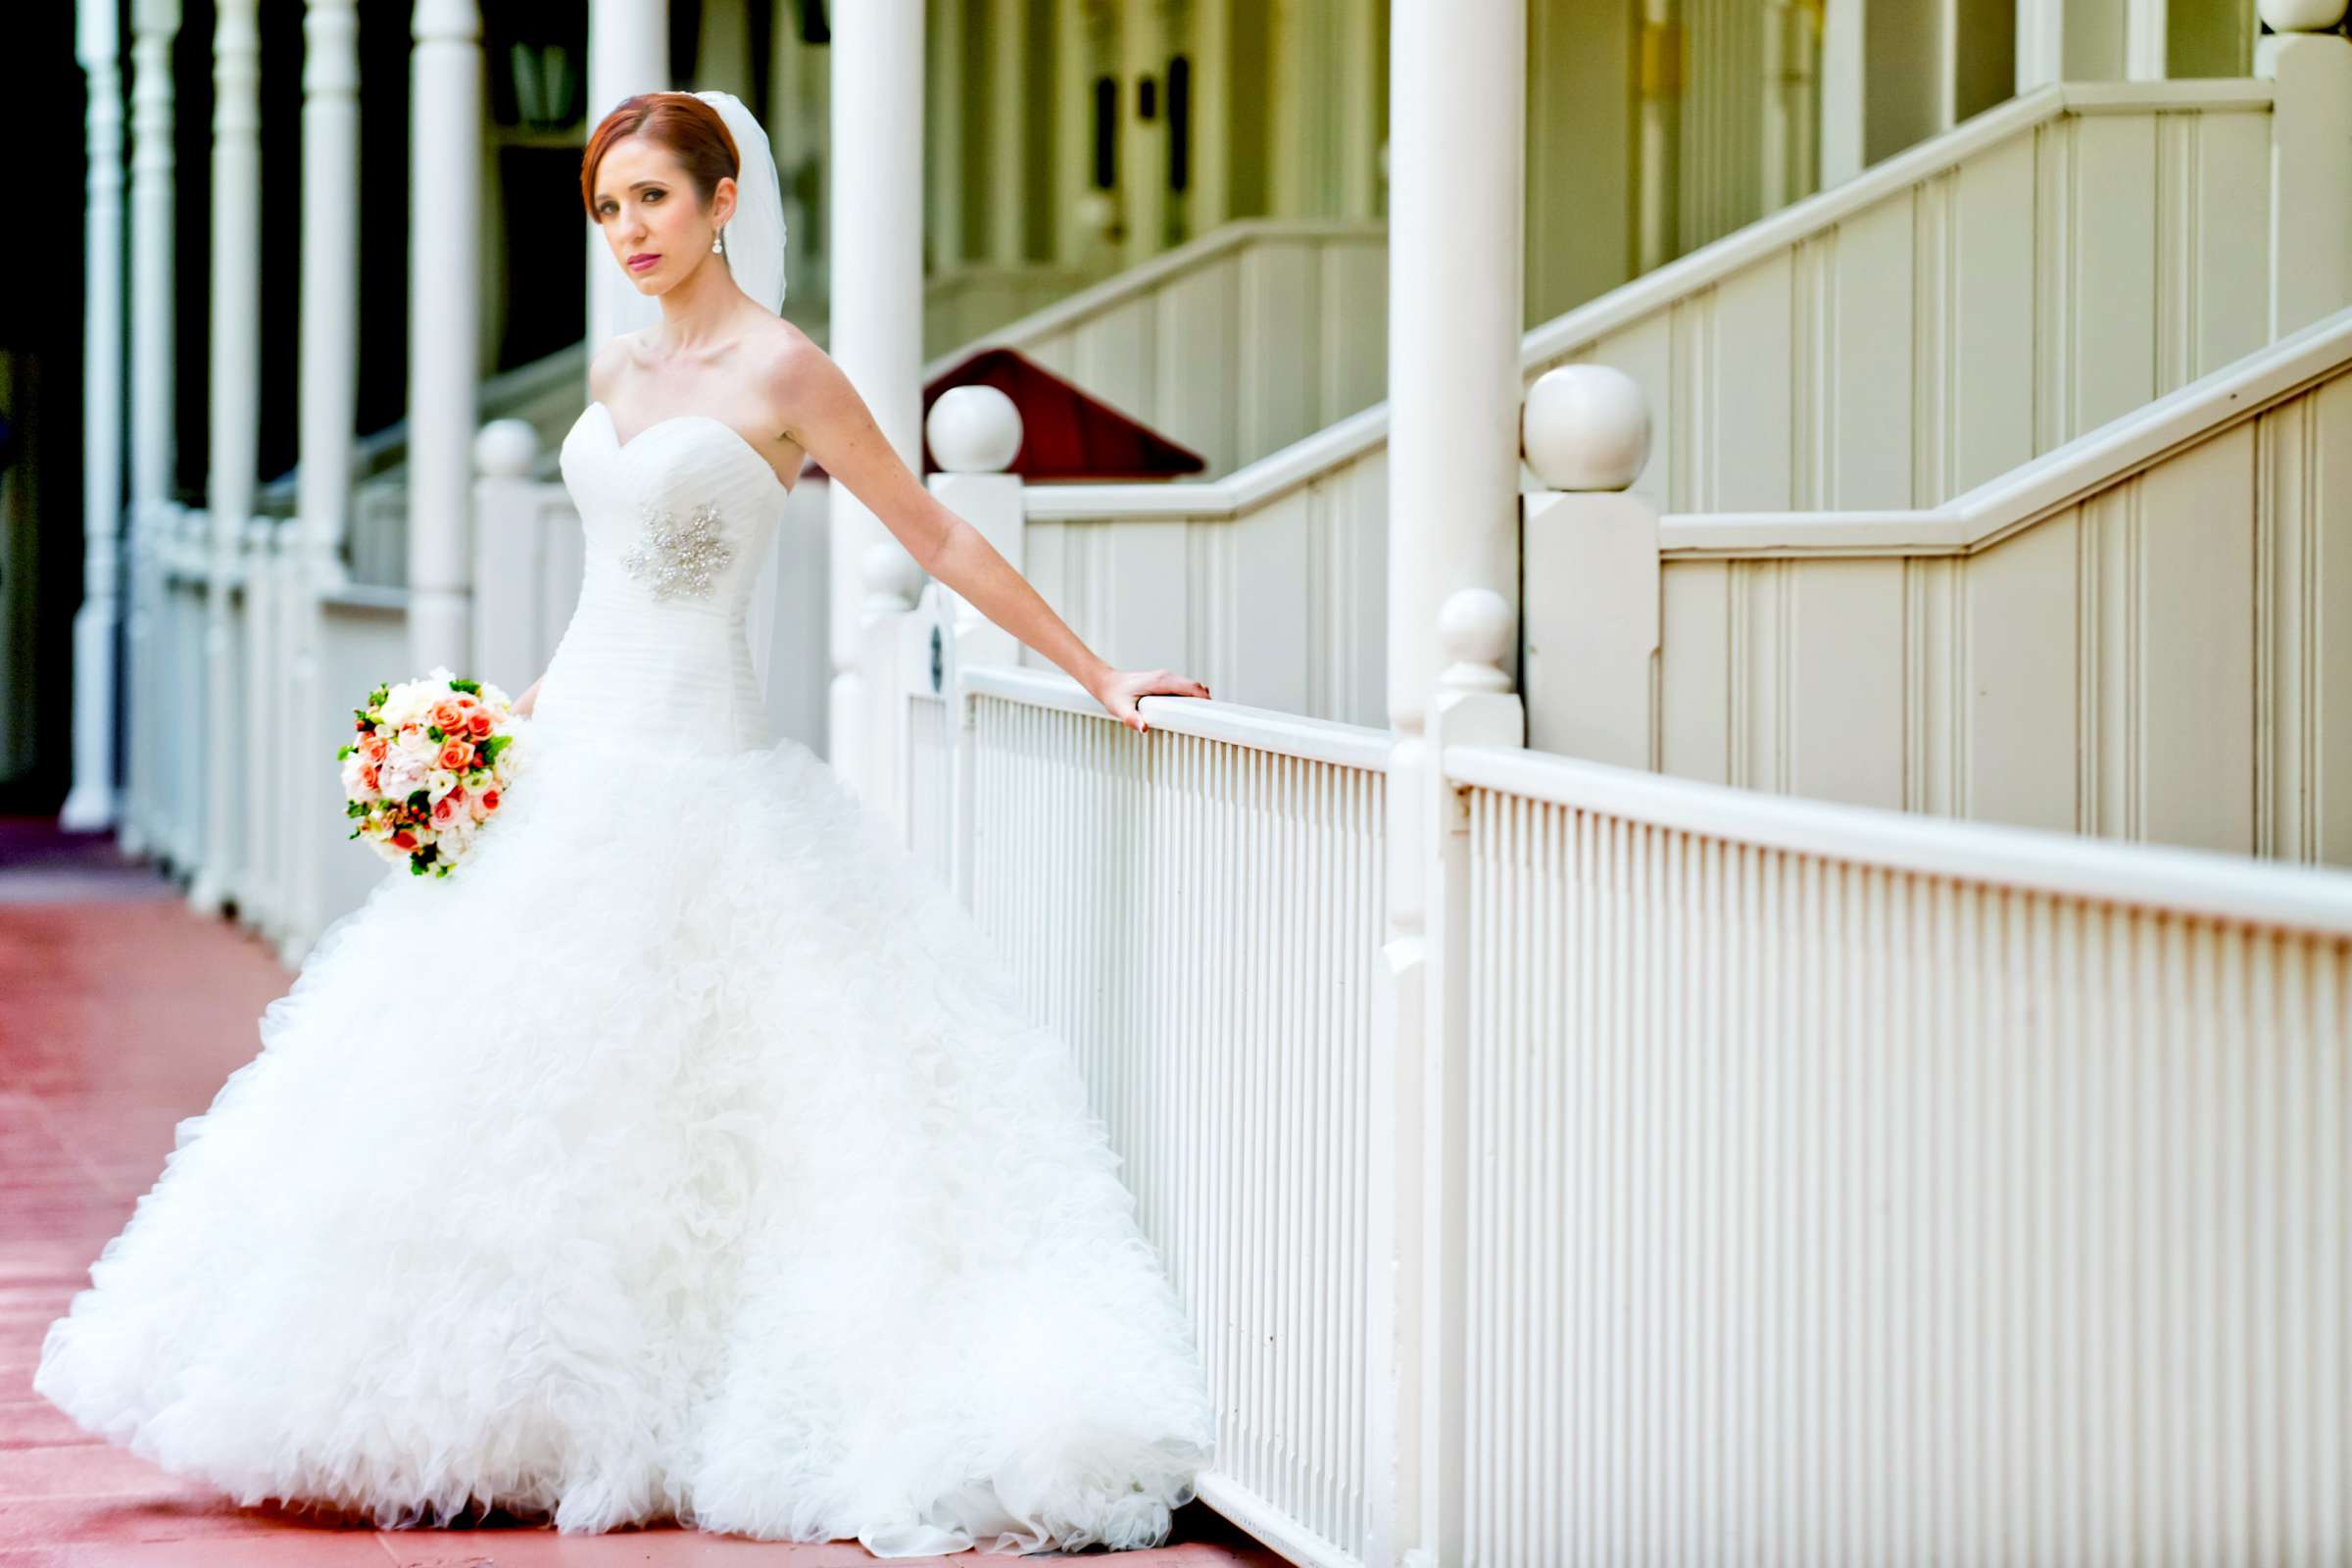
xmin=0 ymin=819 xmax=1277 ymax=1568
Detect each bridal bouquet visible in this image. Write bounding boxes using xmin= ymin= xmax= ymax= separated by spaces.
xmin=337 ymin=666 xmax=522 ymax=878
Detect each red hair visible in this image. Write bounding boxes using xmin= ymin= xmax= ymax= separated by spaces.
xmin=580 ymin=92 xmax=740 ymax=220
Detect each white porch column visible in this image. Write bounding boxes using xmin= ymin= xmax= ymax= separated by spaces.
xmin=928 ymin=0 xmax=967 ymax=274
xmin=62 ymin=0 xmax=126 ymax=833
xmin=282 ymin=0 xmax=363 ymax=963
xmin=2017 ymin=0 xmax=2065 ymax=89
xmin=408 ymin=0 xmax=482 ymax=674
xmin=986 ymin=0 xmax=1028 ymax=265
xmin=826 ymin=0 xmax=927 ymax=800
xmin=298 ymin=0 xmax=359 ymax=592
xmin=1119 ymin=0 xmax=1172 ymax=263
xmin=1386 ymin=7 xmax=1524 ymax=738
xmin=2126 ymin=0 xmax=2170 ymax=79
xmin=1380 ymin=2 xmax=1527 ymax=1564
xmin=190 ymin=0 xmax=262 ymax=914
xmin=1052 ymin=0 xmax=1107 ymax=271
xmin=121 ymin=0 xmax=179 ymax=860
xmin=1820 ymin=0 xmax=1865 ymax=184
xmin=587 ymin=0 xmax=665 ymax=354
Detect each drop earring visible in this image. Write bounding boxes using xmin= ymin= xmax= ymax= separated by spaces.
xmin=711 ymin=225 xmax=723 ymax=255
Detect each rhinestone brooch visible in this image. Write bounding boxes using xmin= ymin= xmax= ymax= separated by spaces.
xmin=620 ymin=498 xmax=734 ymax=600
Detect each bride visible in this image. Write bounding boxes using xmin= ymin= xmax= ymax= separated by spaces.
xmin=34 ymin=88 xmax=1219 ymax=1556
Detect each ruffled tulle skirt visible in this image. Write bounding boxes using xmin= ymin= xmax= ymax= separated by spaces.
xmin=33 ymin=715 xmax=1217 ymax=1555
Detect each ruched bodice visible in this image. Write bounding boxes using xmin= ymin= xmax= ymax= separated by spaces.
xmin=531 ymin=402 xmax=796 ymax=755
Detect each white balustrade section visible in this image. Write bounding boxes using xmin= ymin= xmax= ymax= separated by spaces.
xmin=955 ymin=660 xmax=1392 ymax=1567
xmin=1524 ymin=307 xmax=2352 ymax=866
xmin=1437 ymin=737 xmax=2352 ymax=1566
xmin=929 ymin=219 xmax=1390 ymax=478
xmin=1018 ymin=79 xmax=2318 ymax=732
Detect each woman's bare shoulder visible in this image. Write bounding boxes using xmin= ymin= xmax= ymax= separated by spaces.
xmin=587 ymin=331 xmax=647 ymax=405
xmin=748 ymin=315 xmax=821 ymax=377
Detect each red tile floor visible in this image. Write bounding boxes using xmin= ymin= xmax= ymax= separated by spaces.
xmin=0 ymin=819 xmax=1277 ymax=1567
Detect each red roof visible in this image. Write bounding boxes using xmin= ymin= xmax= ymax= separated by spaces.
xmin=801 ymin=346 xmax=1207 ymax=483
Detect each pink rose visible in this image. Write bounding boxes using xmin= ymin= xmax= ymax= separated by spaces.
xmin=390 ymin=830 xmax=417 ymax=850
xmin=432 ymin=796 xmax=457 ymax=823
xmin=480 ymin=789 xmax=501 ymax=812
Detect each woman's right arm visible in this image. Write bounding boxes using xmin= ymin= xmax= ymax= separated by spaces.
xmin=514 ymin=676 xmax=544 ymax=717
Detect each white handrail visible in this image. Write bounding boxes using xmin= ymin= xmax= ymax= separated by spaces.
xmin=1660 ymin=306 xmax=2352 ymax=557
xmin=1446 ymin=742 xmax=2352 ymax=938
xmin=922 ymin=218 xmax=1385 ymax=379
xmin=958 ymin=663 xmax=1395 ymax=771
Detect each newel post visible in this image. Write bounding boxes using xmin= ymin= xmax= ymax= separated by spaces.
xmin=2259 ymin=0 xmax=2352 ymax=334
xmin=1405 ymin=588 xmax=1526 ymax=1568
xmin=1519 ymin=364 xmax=1660 ymax=767
xmin=470 ymin=418 xmax=542 ymax=693
xmin=929 ymin=386 xmax=1025 ymax=907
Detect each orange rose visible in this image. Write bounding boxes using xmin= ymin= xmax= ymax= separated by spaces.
xmin=438 ymin=742 xmax=471 ymax=770
xmin=468 ymin=712 xmax=494 ymax=738
xmin=431 ymin=701 xmax=466 ymax=733
xmin=390 ymin=830 xmax=417 ymax=850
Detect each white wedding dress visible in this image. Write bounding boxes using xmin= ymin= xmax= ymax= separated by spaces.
xmin=34 ymin=401 xmax=1218 ymax=1555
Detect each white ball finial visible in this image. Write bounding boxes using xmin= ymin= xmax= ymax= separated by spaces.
xmin=926 ymin=385 xmax=1024 ymax=474
xmin=860 ymin=538 xmax=926 ymax=606
xmin=1438 ymin=587 xmax=1515 ymax=693
xmin=474 ymin=417 xmax=540 ymax=479
xmin=1522 ymin=364 xmax=1651 ymax=492
xmin=2259 ymin=0 xmax=2347 ymax=30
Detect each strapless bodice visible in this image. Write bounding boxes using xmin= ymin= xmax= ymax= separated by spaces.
xmin=529 ymin=402 xmax=796 ymax=755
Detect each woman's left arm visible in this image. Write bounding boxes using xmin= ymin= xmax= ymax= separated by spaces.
xmin=774 ymin=343 xmax=1209 ymax=731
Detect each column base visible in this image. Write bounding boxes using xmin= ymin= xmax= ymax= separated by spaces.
xmin=57 ymin=785 xmax=119 ymax=833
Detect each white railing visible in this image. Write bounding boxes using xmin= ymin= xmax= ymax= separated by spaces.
xmin=925 ymin=579 xmax=2352 ymax=1566
xmin=1433 ymin=737 xmax=2352 ymax=1567
xmin=951 ymin=662 xmax=1395 ymax=1568
xmin=1013 ymin=77 xmax=2322 ymax=728
xmin=930 ymin=219 xmax=1389 ymax=479
xmin=1524 ymin=307 xmax=2352 ymax=867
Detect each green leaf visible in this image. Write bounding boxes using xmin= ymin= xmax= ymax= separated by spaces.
xmin=449 ymin=677 xmax=480 ymax=694
xmin=407 ymin=789 xmax=429 ymax=810
xmin=336 ymin=744 xmax=353 ymax=760
xmin=426 ymin=724 xmax=444 ymax=742
xmin=480 ymin=734 xmax=512 ymax=762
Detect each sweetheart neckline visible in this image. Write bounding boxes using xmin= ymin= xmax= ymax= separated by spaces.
xmin=585 ymin=400 xmax=797 ymax=503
